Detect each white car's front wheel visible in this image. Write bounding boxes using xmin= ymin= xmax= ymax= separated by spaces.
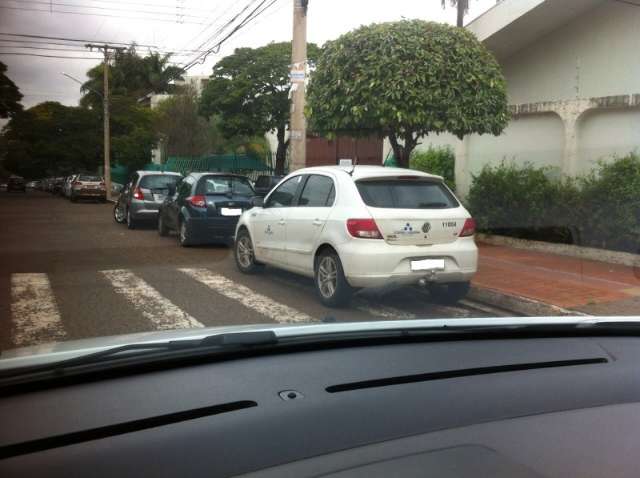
xmin=315 ymin=250 xmax=352 ymax=308
xmin=235 ymin=229 xmax=262 ymax=274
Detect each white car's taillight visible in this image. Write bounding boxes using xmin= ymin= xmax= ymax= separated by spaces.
xmin=459 ymin=218 xmax=476 ymax=237
xmin=346 ymin=218 xmax=383 ymax=239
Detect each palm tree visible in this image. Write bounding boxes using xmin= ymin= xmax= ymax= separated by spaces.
xmin=80 ymin=46 xmax=183 ymax=109
xmin=441 ymin=0 xmax=469 ymax=27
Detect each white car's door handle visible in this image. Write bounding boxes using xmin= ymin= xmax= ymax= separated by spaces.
xmin=312 ymin=219 xmax=323 ymax=226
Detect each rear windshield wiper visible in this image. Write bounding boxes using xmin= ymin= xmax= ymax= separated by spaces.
xmin=0 ymin=331 xmax=277 ymax=381
xmin=418 ymin=202 xmax=450 ymax=208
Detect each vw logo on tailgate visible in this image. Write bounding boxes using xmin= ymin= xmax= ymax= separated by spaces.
xmin=422 ymin=222 xmax=431 ymax=234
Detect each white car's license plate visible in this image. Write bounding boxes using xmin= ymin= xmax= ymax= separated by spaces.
xmin=221 ymin=208 xmax=242 ymax=216
xmin=411 ymin=259 xmax=445 ymax=272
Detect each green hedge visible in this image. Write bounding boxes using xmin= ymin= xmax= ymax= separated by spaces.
xmin=410 ymin=147 xmax=456 ymax=190
xmin=467 ymin=154 xmax=640 ymax=254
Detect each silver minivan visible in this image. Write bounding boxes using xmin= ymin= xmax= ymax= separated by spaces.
xmin=113 ymin=171 xmax=183 ymax=229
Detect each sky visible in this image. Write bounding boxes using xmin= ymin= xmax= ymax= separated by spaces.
xmin=0 ymin=0 xmax=496 ymax=115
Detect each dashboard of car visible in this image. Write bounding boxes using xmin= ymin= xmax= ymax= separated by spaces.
xmin=1 ymin=335 xmax=639 ymax=477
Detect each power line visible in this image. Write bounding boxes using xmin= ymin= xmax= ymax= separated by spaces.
xmin=2 ymin=0 xmax=207 ymax=20
xmin=180 ymin=0 xmax=263 ymax=69
xmin=8 ymin=0 xmax=216 ymax=13
xmin=0 ymin=45 xmax=89 ymax=52
xmin=174 ymin=0 xmax=239 ymax=56
xmin=190 ymin=0 xmax=262 ymax=55
xmin=0 ymin=5 xmax=208 ymax=24
xmin=0 ymin=33 xmax=207 ymax=54
xmin=0 ymin=52 xmax=103 ymax=59
xmin=181 ymin=0 xmax=281 ymax=71
xmin=0 ymin=44 xmax=197 ymax=56
xmin=0 ymin=32 xmax=152 ymax=47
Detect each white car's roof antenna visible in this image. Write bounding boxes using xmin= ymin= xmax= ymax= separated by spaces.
xmin=339 ymin=158 xmax=357 ymax=176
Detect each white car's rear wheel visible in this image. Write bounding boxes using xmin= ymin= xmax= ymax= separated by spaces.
xmin=315 ymin=250 xmax=352 ymax=308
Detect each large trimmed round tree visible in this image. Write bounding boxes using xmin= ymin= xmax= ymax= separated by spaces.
xmin=307 ymin=20 xmax=509 ymax=168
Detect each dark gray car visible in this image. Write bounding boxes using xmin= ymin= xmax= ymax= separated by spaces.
xmin=113 ymin=171 xmax=183 ymax=229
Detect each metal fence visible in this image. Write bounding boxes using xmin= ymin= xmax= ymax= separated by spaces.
xmin=143 ymin=153 xmax=282 ymax=181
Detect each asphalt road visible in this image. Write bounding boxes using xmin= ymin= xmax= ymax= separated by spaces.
xmin=0 ymin=189 xmax=496 ymax=350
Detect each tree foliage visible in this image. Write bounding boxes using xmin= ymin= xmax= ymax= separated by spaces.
xmin=467 ymin=155 xmax=640 ymax=254
xmin=2 ymin=102 xmax=101 ymax=178
xmin=109 ymin=96 xmax=157 ymax=171
xmin=154 ymin=86 xmax=214 ymax=158
xmin=81 ymin=47 xmax=183 ymax=109
xmin=307 ymin=20 xmax=509 ymax=168
xmin=199 ymin=41 xmax=320 ymax=174
xmin=0 ymin=61 xmax=23 ymax=119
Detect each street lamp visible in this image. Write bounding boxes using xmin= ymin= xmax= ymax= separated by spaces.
xmin=62 ymin=72 xmax=102 ymax=98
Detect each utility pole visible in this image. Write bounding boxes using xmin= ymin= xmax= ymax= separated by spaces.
xmin=85 ymin=43 xmax=124 ymax=201
xmin=289 ymin=0 xmax=308 ymax=172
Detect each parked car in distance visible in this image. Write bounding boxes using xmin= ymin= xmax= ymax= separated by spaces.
xmin=70 ymin=175 xmax=105 ymax=202
xmin=114 ymin=171 xmax=183 ymax=228
xmin=51 ymin=177 xmax=66 ymax=195
xmin=26 ymin=180 xmax=40 ymax=189
xmin=7 ymin=175 xmax=26 ymax=193
xmin=253 ymin=174 xmax=284 ymax=197
xmin=158 ymin=173 xmax=255 ymax=246
xmin=63 ymin=175 xmax=77 ymax=198
xmin=235 ymin=165 xmax=478 ymax=307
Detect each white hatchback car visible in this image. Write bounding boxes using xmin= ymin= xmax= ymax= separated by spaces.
xmin=235 ymin=165 xmax=478 ymax=307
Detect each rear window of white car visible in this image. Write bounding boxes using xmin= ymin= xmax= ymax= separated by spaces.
xmin=356 ymin=179 xmax=459 ymax=209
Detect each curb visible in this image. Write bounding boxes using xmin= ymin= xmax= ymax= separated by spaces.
xmin=477 ymin=233 xmax=640 ymax=269
xmin=468 ymin=286 xmax=590 ymax=317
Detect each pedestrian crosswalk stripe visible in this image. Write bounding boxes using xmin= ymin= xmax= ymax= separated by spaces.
xmin=10 ymin=273 xmax=66 ymax=347
xmin=101 ymin=269 xmax=204 ymax=330
xmin=179 ymin=268 xmax=315 ymax=324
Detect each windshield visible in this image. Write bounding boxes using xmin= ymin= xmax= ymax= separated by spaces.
xmin=198 ymin=176 xmax=254 ymax=196
xmin=0 ymin=0 xmax=637 ymax=374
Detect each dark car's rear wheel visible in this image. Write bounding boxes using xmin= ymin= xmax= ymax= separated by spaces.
xmin=314 ymin=250 xmax=352 ymax=308
xmin=429 ymin=282 xmax=470 ymax=305
xmin=158 ymin=214 xmax=169 ymax=236
xmin=178 ymin=219 xmax=192 ymax=247
xmin=113 ymin=203 xmax=126 ymax=224
xmin=235 ymin=229 xmax=262 ymax=274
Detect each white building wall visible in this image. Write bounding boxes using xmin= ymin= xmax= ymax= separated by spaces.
xmin=502 ymin=2 xmax=640 ymax=104
xmin=577 ymin=109 xmax=640 ymax=175
xmin=467 ymin=113 xmax=564 ymax=175
xmin=455 ymin=1 xmax=640 ymax=196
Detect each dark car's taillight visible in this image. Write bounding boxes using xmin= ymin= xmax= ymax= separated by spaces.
xmin=132 ymin=187 xmax=143 ymax=200
xmin=187 ymin=195 xmax=206 ymax=208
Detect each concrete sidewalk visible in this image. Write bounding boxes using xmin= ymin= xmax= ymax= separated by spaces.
xmin=473 ymin=242 xmax=640 ymax=316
